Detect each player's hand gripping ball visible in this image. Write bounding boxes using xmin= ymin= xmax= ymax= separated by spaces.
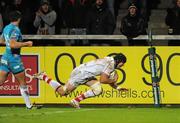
xmin=109 ymin=70 xmax=118 ymax=82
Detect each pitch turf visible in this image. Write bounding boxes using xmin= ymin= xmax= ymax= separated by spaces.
xmin=0 ymin=106 xmax=180 ymax=123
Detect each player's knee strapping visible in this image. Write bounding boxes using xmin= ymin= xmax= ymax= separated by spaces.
xmin=91 ymin=82 xmax=102 ymax=96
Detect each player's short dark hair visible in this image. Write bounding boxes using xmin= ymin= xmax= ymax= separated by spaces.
xmin=9 ymin=11 xmax=22 ymax=22
xmin=114 ymin=53 xmax=127 ymax=64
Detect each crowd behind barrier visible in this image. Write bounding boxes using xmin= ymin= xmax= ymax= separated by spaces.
xmin=0 ymin=0 xmax=180 ymax=46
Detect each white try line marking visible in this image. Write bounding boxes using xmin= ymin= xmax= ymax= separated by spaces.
xmin=0 ymin=108 xmax=96 ymax=118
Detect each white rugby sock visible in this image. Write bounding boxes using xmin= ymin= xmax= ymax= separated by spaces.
xmin=74 ymin=90 xmax=96 ymax=102
xmin=20 ymin=85 xmax=32 ymax=108
xmin=49 ymin=80 xmax=61 ymax=90
xmin=42 ymin=75 xmax=61 ymax=90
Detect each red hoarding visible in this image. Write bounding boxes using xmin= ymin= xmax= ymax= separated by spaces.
xmin=0 ymin=55 xmax=39 ymax=96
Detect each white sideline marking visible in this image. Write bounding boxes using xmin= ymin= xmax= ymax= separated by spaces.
xmin=0 ymin=109 xmax=96 ymax=118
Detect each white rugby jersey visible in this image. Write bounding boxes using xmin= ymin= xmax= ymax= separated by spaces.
xmin=69 ymin=57 xmax=115 ymax=86
xmin=77 ymin=57 xmax=115 ymax=76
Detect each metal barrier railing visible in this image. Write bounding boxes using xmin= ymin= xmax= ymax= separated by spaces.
xmin=22 ymin=35 xmax=180 ymax=40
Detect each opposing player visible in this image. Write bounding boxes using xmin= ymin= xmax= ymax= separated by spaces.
xmin=0 ymin=11 xmax=40 ymax=109
xmin=33 ymin=53 xmax=127 ymax=108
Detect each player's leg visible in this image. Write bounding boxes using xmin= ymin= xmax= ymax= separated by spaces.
xmin=9 ymin=55 xmax=34 ymax=109
xmin=0 ymin=70 xmax=8 ymax=85
xmin=70 ymin=79 xmax=102 ymax=108
xmin=14 ymin=71 xmax=33 ymax=109
xmin=56 ymin=82 xmax=76 ymax=96
xmin=33 ymin=72 xmax=76 ymax=96
xmin=33 ymin=72 xmax=61 ymax=91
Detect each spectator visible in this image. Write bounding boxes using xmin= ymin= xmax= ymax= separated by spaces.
xmin=86 ymin=0 xmax=116 ymax=45
xmin=128 ymin=0 xmax=148 ymax=27
xmin=165 ymin=0 xmax=180 ymax=46
xmin=120 ymin=4 xmax=148 ymax=46
xmin=33 ymin=1 xmax=57 ymax=35
xmin=86 ymin=0 xmax=115 ymax=34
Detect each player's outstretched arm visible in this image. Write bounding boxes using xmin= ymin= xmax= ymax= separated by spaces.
xmin=109 ymin=83 xmax=128 ymax=91
xmin=10 ymin=40 xmax=33 ymax=48
xmin=24 ymin=41 xmax=33 ymax=47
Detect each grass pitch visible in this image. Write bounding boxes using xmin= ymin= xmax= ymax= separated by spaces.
xmin=0 ymin=106 xmax=179 ymax=123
